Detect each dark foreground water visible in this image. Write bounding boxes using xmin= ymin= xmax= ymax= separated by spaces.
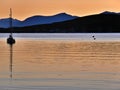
xmin=0 ymin=38 xmax=120 ymax=90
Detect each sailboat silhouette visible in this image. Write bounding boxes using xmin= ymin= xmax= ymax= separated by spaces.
xmin=7 ymin=8 xmax=15 ymax=45
xmin=7 ymin=8 xmax=15 ymax=78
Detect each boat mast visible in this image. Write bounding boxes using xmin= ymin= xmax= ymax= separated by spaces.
xmin=9 ymin=8 xmax=12 ymax=36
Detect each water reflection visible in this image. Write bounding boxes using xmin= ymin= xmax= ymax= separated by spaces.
xmin=12 ymin=40 xmax=120 ymax=76
xmin=9 ymin=45 xmax=13 ymax=78
xmin=1 ymin=39 xmax=120 ymax=90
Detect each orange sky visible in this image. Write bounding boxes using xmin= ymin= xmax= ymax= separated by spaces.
xmin=0 ymin=0 xmax=120 ymax=20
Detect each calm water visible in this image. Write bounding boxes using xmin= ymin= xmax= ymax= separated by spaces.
xmin=1 ymin=36 xmax=120 ymax=90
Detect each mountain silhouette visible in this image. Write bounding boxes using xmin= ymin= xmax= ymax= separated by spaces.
xmin=0 ymin=13 xmax=78 ymax=28
xmin=100 ymin=11 xmax=120 ymax=15
xmin=1 ymin=11 xmax=120 ymax=33
xmin=0 ymin=18 xmax=20 ymax=28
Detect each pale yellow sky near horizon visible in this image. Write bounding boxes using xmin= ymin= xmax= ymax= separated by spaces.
xmin=0 ymin=0 xmax=120 ymax=20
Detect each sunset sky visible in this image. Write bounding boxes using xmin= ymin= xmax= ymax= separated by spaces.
xmin=0 ymin=0 xmax=120 ymax=20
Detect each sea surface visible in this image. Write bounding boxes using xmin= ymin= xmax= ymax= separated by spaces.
xmin=0 ymin=33 xmax=120 ymax=90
